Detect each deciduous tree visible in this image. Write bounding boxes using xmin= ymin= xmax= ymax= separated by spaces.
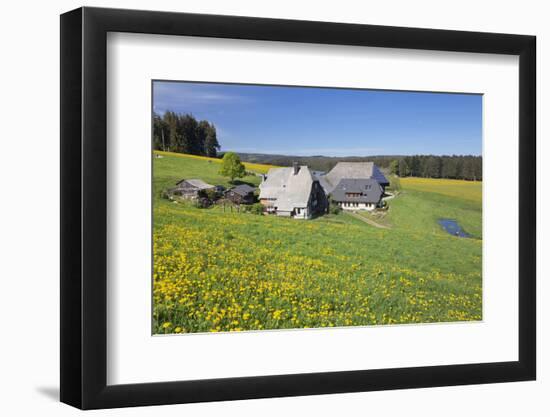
xmin=219 ymin=152 xmax=246 ymax=183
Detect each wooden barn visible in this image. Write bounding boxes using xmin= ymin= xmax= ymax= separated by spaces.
xmin=224 ymin=184 xmax=256 ymax=205
xmin=171 ymin=178 xmax=216 ymax=199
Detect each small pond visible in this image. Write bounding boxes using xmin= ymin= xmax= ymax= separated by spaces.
xmin=438 ymin=219 xmax=471 ymax=238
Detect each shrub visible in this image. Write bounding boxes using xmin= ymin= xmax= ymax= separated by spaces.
xmin=195 ymin=197 xmax=212 ymax=209
xmin=389 ymin=175 xmax=401 ymax=192
xmin=250 ymin=203 xmax=264 ymax=215
xmin=203 ymin=188 xmax=219 ymax=201
xmin=328 ymin=199 xmax=341 ymax=215
xmin=242 ymin=203 xmax=263 ymax=214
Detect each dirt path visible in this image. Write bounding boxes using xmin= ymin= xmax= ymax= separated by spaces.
xmin=345 ymin=211 xmax=391 ymax=229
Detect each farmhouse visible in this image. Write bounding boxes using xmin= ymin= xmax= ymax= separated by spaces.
xmin=331 ymin=178 xmax=383 ymax=211
xmin=319 ymin=162 xmax=390 ymax=193
xmin=314 ymin=162 xmax=389 ymax=210
xmin=259 ymin=163 xmax=328 ymax=219
xmin=172 ymin=178 xmax=216 ymax=199
xmin=224 ymin=184 xmax=256 ymax=205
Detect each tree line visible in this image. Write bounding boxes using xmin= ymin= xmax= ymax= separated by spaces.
xmin=153 ymin=111 xmax=221 ymax=157
xmin=236 ymin=153 xmax=482 ymax=181
xmin=388 ymin=155 xmax=482 ymax=181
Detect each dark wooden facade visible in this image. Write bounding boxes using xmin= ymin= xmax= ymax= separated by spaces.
xmin=224 ymin=184 xmax=256 ymax=205
xmin=308 ymin=181 xmax=329 ymax=216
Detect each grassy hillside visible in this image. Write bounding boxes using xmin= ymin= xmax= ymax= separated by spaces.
xmin=155 ymin=150 xmax=277 ymax=175
xmin=395 ymin=177 xmax=482 ymax=239
xmin=400 ymin=177 xmax=482 ymax=203
xmin=153 ymin=153 xmax=482 ymax=334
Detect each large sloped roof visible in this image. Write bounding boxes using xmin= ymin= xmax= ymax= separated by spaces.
xmin=326 ymin=162 xmax=374 ymax=183
xmin=227 ymin=184 xmax=256 ymax=196
xmin=330 ymin=178 xmax=383 ymax=203
xmin=176 ymin=178 xmax=215 ymax=190
xmin=322 ymin=162 xmax=389 ymax=192
xmin=259 ymin=166 xmax=314 ymax=211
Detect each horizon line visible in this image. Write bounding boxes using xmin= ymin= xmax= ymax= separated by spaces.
xmin=220 ymin=149 xmax=483 ymax=158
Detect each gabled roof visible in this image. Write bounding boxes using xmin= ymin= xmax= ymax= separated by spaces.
xmin=330 ymin=178 xmax=383 ymax=203
xmin=227 ymin=184 xmax=256 ymax=196
xmin=322 ymin=162 xmax=389 ymax=192
xmin=326 ymin=162 xmax=375 ymax=183
xmin=314 ymin=174 xmax=333 ymax=194
xmin=259 ymin=166 xmax=314 ymax=211
xmin=176 ymin=178 xmax=215 ymax=190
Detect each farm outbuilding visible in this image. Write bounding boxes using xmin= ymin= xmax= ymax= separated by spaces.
xmin=171 ymin=178 xmax=216 ymax=199
xmin=224 ymin=184 xmax=256 ymax=205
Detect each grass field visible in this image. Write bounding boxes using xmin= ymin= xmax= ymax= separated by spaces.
xmin=400 ymin=177 xmax=482 ymax=203
xmin=153 ymin=152 xmax=482 ymax=334
xmin=155 ymin=150 xmax=277 ymax=175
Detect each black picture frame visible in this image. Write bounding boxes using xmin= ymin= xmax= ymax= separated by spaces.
xmin=60 ymin=6 xmax=536 ymax=410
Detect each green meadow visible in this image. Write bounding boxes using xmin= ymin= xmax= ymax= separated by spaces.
xmin=153 ymin=152 xmax=482 ymax=334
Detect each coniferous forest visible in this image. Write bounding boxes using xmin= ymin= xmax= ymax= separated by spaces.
xmin=153 ymin=112 xmax=221 ymax=157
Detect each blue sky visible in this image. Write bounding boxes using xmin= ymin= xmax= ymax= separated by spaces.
xmin=153 ymin=81 xmax=482 ymax=157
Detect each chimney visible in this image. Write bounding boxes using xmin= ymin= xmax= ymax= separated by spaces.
xmin=293 ymin=162 xmax=300 ymax=175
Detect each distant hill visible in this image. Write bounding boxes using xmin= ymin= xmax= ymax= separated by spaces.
xmin=229 ymin=152 xmax=482 ymax=181
xmin=231 ymin=153 xmax=402 ymax=173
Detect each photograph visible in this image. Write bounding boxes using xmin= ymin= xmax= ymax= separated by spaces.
xmin=151 ymin=80 xmax=483 ymax=335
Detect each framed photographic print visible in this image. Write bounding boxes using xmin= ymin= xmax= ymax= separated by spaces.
xmin=60 ymin=7 xmax=536 ymax=409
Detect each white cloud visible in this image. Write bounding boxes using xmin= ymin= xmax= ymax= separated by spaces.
xmin=153 ymin=81 xmax=252 ymax=111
